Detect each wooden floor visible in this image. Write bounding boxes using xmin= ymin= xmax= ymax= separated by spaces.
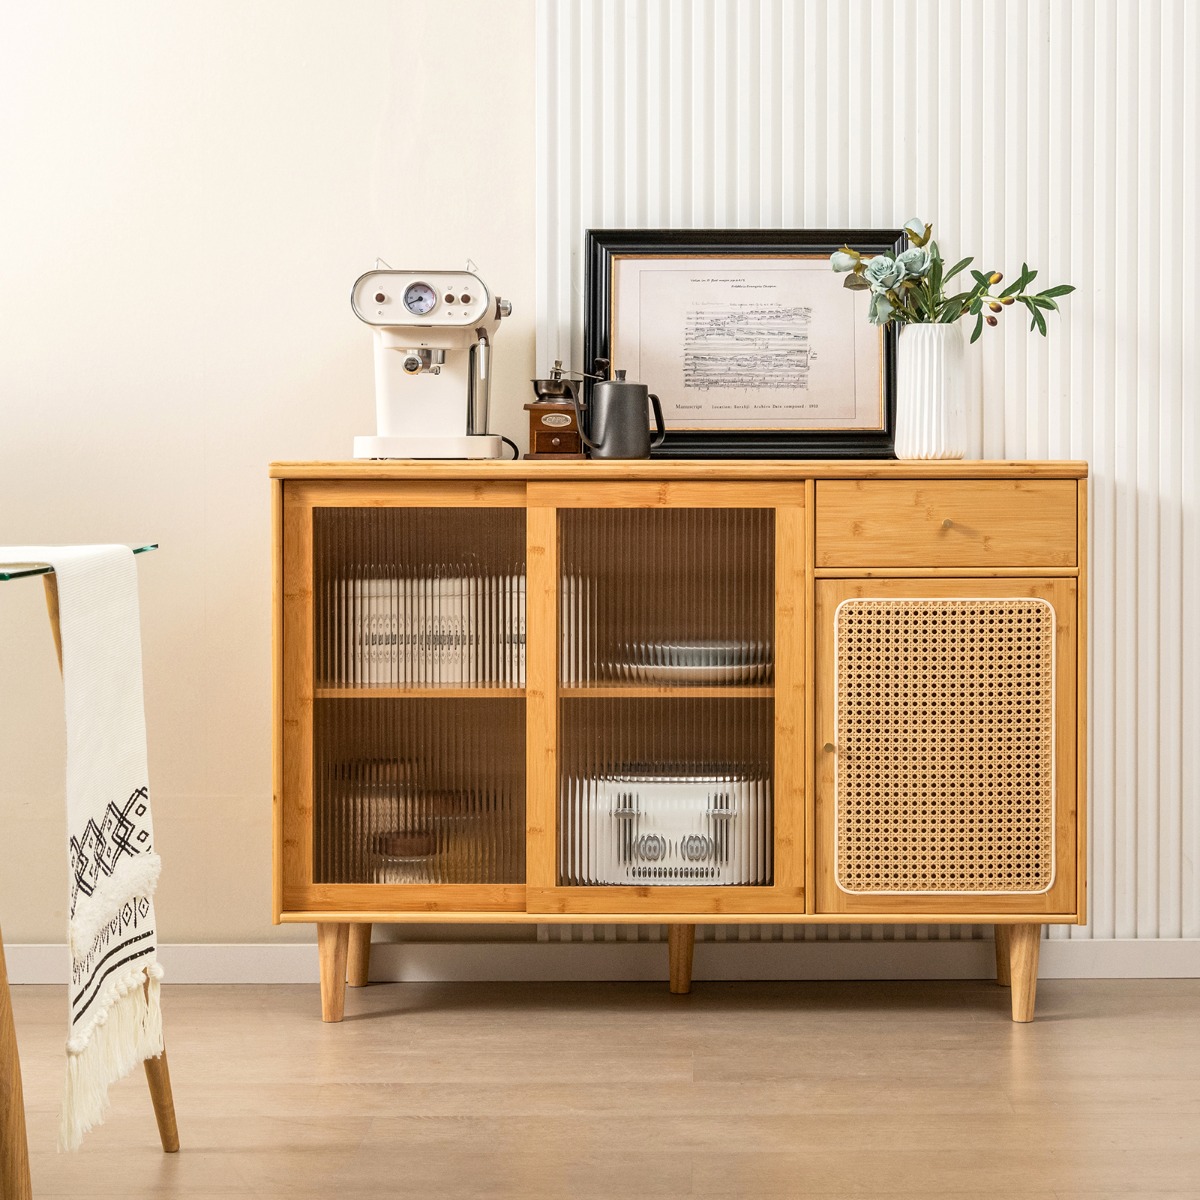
xmin=10 ymin=979 xmax=1200 ymax=1198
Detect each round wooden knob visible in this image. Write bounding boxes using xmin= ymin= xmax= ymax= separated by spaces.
xmin=942 ymin=518 xmax=953 ymax=529
xmin=823 ymin=742 xmax=835 ymax=753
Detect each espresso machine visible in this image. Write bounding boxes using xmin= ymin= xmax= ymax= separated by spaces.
xmin=351 ymin=267 xmax=512 ymax=458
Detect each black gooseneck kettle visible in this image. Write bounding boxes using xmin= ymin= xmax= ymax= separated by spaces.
xmin=571 ymin=367 xmax=666 ymax=459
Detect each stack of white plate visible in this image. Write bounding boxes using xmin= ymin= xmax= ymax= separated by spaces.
xmin=607 ymin=639 xmax=771 ymax=684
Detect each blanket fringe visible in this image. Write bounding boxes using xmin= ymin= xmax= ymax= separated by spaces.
xmin=60 ymin=965 xmax=163 ymax=1151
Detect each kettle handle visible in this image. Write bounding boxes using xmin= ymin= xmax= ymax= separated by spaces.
xmin=648 ymin=393 xmax=666 ymax=449
xmin=571 ymin=385 xmax=601 ymax=451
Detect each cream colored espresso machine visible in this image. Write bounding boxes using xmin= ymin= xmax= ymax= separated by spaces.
xmin=351 ymin=268 xmax=512 ymax=458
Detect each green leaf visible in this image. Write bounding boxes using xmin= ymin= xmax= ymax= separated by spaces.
xmin=1000 ymin=278 xmax=1025 ymax=298
xmin=943 ymin=256 xmax=973 ymax=283
xmin=1034 ymin=307 xmax=1048 ymax=336
xmin=1040 ymin=283 xmax=1075 ymax=298
xmin=970 ymin=313 xmax=984 ymax=343
xmin=940 ymin=298 xmax=964 ymax=323
xmin=1030 ymin=295 xmax=1058 ymax=311
xmin=843 ymin=273 xmax=871 ymax=291
xmin=969 ymin=298 xmax=983 ymax=315
xmin=970 ymin=269 xmax=989 ymax=286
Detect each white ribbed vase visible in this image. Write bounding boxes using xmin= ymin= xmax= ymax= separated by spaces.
xmin=894 ymin=322 xmax=966 ymax=460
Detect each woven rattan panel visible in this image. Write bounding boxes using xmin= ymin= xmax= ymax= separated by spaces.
xmin=834 ymin=598 xmax=1055 ymax=894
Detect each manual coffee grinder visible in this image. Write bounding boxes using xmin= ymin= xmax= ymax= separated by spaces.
xmin=523 ymin=359 xmax=586 ymax=460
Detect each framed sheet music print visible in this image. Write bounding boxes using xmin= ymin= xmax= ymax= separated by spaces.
xmin=583 ymin=228 xmax=906 ymax=458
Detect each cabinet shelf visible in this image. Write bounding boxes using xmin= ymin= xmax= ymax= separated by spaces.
xmin=558 ymin=685 xmax=773 ymax=698
xmin=315 ymin=687 xmax=525 ymax=699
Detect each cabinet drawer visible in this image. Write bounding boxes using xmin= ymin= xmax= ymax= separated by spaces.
xmin=815 ymin=480 xmax=1077 ymax=568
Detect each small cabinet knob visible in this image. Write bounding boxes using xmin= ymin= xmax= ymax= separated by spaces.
xmin=942 ymin=518 xmax=953 ymax=529
xmin=823 ymin=742 xmax=835 ymax=753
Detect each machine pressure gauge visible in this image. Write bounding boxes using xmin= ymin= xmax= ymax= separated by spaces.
xmin=403 ymin=281 xmax=437 ymax=315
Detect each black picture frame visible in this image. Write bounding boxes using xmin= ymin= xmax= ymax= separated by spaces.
xmin=583 ymin=227 xmax=906 ymax=459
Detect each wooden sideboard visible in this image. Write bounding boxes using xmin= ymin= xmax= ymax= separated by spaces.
xmin=271 ymin=460 xmax=1088 ymax=1023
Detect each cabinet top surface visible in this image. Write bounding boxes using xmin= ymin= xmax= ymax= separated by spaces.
xmin=270 ymin=459 xmax=1088 ymax=481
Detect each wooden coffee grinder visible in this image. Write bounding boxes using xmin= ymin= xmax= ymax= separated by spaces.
xmin=524 ymin=360 xmax=586 ymax=459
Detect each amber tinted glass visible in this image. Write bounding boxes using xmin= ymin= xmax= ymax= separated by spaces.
xmin=557 ymin=507 xmax=775 ymax=887
xmin=314 ymin=697 xmax=525 ymax=884
xmin=313 ymin=506 xmax=526 ymax=688
xmin=558 ymin=507 xmax=774 ymax=686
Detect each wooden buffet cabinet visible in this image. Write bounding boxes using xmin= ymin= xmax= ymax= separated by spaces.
xmin=271 ymin=460 xmax=1087 ymax=1024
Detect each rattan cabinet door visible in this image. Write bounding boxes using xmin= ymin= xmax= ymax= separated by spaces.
xmin=814 ymin=577 xmax=1079 ymax=918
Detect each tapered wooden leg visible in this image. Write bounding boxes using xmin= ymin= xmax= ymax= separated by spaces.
xmin=1007 ymin=923 xmax=1042 ymax=1023
xmin=668 ymin=924 xmax=695 ymax=995
xmin=143 ymin=1052 xmax=180 ymax=1152
xmin=0 ymin=931 xmax=33 ymax=1200
xmin=994 ymin=925 xmax=1012 ymax=986
xmin=347 ymin=924 xmax=372 ymax=988
xmin=317 ymin=923 xmax=350 ymax=1022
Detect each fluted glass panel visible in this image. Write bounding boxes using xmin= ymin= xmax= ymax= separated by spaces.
xmin=559 ymin=698 xmax=773 ymax=886
xmin=558 ymin=507 xmax=774 ymax=686
xmin=314 ymin=697 xmax=525 ymax=884
xmin=313 ymin=507 xmax=526 ymax=689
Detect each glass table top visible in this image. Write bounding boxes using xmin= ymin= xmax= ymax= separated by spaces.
xmin=0 ymin=544 xmax=158 ymax=582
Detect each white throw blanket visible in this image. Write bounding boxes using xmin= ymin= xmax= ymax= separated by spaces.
xmin=0 ymin=545 xmax=163 ymax=1149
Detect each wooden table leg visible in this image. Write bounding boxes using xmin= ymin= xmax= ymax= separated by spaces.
xmin=318 ymin=923 xmax=350 ymax=1022
xmin=143 ymin=1052 xmax=179 ymax=1153
xmin=347 ymin=924 xmax=372 ymax=988
xmin=994 ymin=924 xmax=1013 ymax=986
xmin=0 ymin=930 xmax=33 ymax=1200
xmin=1008 ymin=923 xmax=1042 ymax=1023
xmin=667 ymin=924 xmax=695 ymax=995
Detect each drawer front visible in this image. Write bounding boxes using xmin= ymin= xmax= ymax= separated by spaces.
xmin=815 ymin=479 xmax=1077 ymax=568
xmin=532 ymin=429 xmax=582 ymax=455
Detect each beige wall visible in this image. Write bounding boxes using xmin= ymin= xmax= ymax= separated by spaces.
xmin=0 ymin=0 xmax=536 ymax=942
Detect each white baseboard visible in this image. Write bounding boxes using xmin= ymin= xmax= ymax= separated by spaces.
xmin=6 ymin=938 xmax=1199 ymax=984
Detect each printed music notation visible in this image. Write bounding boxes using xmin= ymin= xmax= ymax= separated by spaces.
xmin=683 ymin=305 xmax=813 ymax=392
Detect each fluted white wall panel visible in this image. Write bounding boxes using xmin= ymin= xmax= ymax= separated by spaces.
xmin=536 ymin=0 xmax=1200 ymax=948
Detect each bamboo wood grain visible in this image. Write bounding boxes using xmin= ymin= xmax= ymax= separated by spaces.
xmin=813 ymin=577 xmax=1079 ymax=917
xmin=285 ymin=884 xmax=527 ymax=913
xmin=814 ymin=566 xmax=1080 ymax=578
xmin=279 ymin=909 xmax=1083 ymax=925
xmin=271 ymin=467 xmax=1087 ymax=986
xmin=1076 ymin=478 xmax=1089 ymax=923
xmin=528 ymin=481 xmax=807 ymax=509
xmin=994 ymin=925 xmax=1012 ymax=986
xmin=526 ymin=886 xmax=806 ymax=915
xmin=524 ymin=503 xmax=559 ymax=892
xmin=271 ymin=477 xmax=283 ymax=925
xmin=270 ymin=460 xmax=1089 ymax=480
xmin=0 ymin=927 xmax=32 ymax=1200
xmin=667 ymin=925 xmax=695 ymax=994
xmin=314 ymin=687 xmax=526 ymax=699
xmin=774 ymin=505 xmax=806 ymax=905
xmin=1008 ymin=923 xmax=1042 ymax=1022
xmin=346 ymin=924 xmax=372 ymax=988
xmin=557 ymin=685 xmax=773 ymax=698
xmin=804 ymin=478 xmax=817 ymax=912
xmin=281 ymin=488 xmax=315 ymax=900
xmin=288 ymin=480 xmax=528 ymax=508
xmin=317 ymin=923 xmax=350 ymax=1022
xmin=814 ymin=479 xmax=1078 ymax=568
